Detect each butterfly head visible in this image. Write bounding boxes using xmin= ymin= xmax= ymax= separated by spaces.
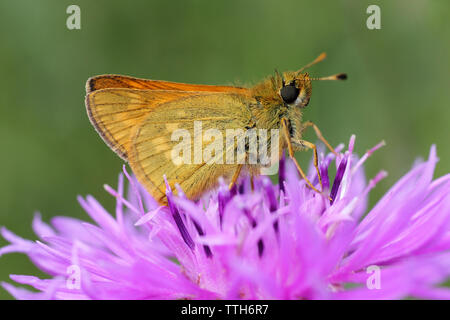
xmin=279 ymin=72 xmax=312 ymax=108
xmin=276 ymin=52 xmax=347 ymax=108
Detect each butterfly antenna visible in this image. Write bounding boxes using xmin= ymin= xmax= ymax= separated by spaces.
xmin=296 ymin=52 xmax=327 ymax=74
xmin=309 ymin=73 xmax=347 ymax=81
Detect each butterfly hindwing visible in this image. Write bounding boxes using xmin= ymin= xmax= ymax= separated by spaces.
xmin=128 ymin=93 xmax=254 ymax=204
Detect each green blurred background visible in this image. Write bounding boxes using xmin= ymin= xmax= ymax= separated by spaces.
xmin=0 ymin=0 xmax=449 ymax=299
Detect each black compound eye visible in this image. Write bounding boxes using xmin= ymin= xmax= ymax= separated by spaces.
xmin=280 ymin=83 xmax=299 ymax=104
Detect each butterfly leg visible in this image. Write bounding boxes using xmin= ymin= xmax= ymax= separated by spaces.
xmin=297 ymin=139 xmax=323 ymax=191
xmin=303 ymin=121 xmax=338 ymax=156
xmin=229 ymin=164 xmax=243 ymax=190
xmin=281 ymin=118 xmax=323 ymax=195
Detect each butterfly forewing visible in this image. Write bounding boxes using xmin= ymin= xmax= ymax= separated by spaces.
xmin=86 ymin=74 xmax=248 ymax=94
xmin=86 ymin=89 xmax=197 ymax=160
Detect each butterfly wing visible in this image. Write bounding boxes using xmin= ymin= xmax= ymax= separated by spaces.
xmin=127 ymin=93 xmax=255 ymax=204
xmin=85 ymin=88 xmax=197 ymax=160
xmin=86 ymin=74 xmax=248 ymax=94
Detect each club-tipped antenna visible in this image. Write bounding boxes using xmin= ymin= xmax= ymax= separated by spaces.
xmin=309 ymin=73 xmax=347 ymax=81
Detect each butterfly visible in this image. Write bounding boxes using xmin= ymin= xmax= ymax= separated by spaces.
xmin=85 ymin=53 xmax=346 ymax=204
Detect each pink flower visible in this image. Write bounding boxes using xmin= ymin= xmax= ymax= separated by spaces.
xmin=1 ymin=136 xmax=449 ymax=299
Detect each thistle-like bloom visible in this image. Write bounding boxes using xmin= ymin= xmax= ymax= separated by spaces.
xmin=1 ymin=136 xmax=450 ymax=299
